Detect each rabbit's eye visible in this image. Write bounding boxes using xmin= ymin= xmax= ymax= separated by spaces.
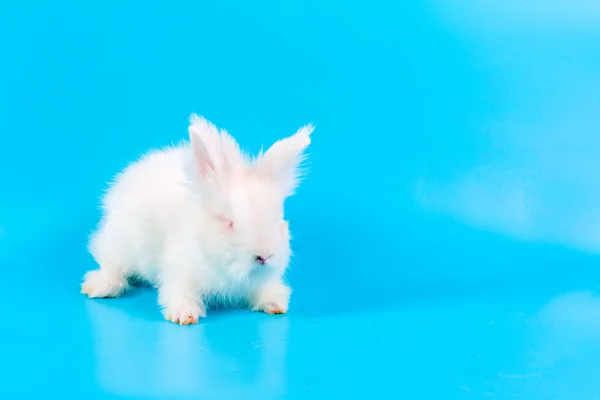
xmin=217 ymin=216 xmax=235 ymax=230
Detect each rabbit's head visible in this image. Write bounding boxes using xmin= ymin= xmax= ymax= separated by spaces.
xmin=186 ymin=114 xmax=313 ymax=280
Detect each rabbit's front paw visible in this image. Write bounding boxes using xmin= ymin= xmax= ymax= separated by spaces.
xmin=251 ymin=281 xmax=291 ymax=315
xmin=263 ymin=303 xmax=287 ymax=315
xmin=162 ymin=297 xmax=205 ymax=325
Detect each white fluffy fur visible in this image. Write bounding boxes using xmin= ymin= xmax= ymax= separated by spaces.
xmin=81 ymin=114 xmax=313 ymax=324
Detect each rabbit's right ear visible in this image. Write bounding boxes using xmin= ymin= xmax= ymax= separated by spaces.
xmin=188 ymin=114 xmax=221 ymax=182
xmin=188 ymin=114 xmax=247 ymax=184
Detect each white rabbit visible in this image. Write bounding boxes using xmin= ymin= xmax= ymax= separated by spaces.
xmin=81 ymin=114 xmax=313 ymax=325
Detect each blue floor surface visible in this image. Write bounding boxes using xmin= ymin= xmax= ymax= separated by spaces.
xmin=2 ymin=1 xmax=600 ymax=399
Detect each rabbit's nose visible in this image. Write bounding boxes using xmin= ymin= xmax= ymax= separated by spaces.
xmin=253 ymin=254 xmax=272 ymax=265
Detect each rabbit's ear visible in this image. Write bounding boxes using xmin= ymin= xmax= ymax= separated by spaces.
xmin=256 ymin=124 xmax=314 ymax=196
xmin=188 ymin=114 xmax=221 ymax=181
xmin=189 ymin=114 xmax=247 ymax=182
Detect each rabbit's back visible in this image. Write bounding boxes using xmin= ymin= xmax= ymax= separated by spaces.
xmin=90 ymin=145 xmax=199 ymax=278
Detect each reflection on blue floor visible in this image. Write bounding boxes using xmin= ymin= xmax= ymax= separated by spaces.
xmin=1 ymin=1 xmax=600 ymax=399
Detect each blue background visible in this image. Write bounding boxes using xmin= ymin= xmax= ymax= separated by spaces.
xmin=2 ymin=1 xmax=600 ymax=398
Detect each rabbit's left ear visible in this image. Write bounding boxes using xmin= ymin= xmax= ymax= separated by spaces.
xmin=255 ymin=124 xmax=314 ymax=196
